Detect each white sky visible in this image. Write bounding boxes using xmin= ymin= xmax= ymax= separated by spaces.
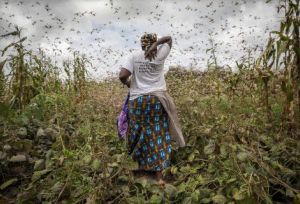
xmin=0 ymin=0 xmax=283 ymax=79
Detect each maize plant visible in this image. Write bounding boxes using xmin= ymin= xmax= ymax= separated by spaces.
xmin=7 ymin=39 xmax=30 ymax=110
xmin=226 ymin=72 xmax=240 ymax=99
xmin=72 ymin=52 xmax=91 ymax=101
xmin=206 ymin=35 xmax=219 ymax=70
xmin=30 ymin=49 xmax=62 ymax=94
xmin=257 ymin=0 xmax=300 ymax=129
xmin=1 ymin=28 xmax=62 ymax=110
xmin=0 ymin=60 xmax=6 ymax=101
xmin=63 ymin=60 xmax=72 ymax=93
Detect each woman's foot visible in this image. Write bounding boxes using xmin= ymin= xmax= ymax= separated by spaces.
xmin=158 ymin=178 xmax=166 ymax=187
xmin=132 ymin=170 xmax=166 ymax=187
xmin=156 ymin=171 xmax=166 ymax=187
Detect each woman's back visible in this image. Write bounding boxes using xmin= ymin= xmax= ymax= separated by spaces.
xmin=124 ymin=43 xmax=171 ymax=100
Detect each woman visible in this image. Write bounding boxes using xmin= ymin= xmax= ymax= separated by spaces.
xmin=119 ymin=33 xmax=185 ymax=185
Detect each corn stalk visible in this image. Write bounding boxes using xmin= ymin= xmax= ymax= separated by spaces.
xmin=1 ymin=28 xmax=62 ymax=111
xmin=0 ymin=60 xmax=6 ymax=101
xmin=72 ymin=52 xmax=91 ymax=101
xmin=259 ymin=0 xmax=300 ymax=129
xmin=206 ymin=35 xmax=219 ymax=70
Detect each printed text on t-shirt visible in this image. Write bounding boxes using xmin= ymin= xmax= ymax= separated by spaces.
xmin=135 ymin=61 xmax=160 ymax=73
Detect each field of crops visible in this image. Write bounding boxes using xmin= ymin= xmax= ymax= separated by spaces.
xmin=0 ymin=0 xmax=300 ymax=203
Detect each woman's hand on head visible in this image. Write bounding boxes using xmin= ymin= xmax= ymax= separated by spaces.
xmin=145 ymin=50 xmax=157 ymax=61
xmin=145 ymin=43 xmax=157 ymax=61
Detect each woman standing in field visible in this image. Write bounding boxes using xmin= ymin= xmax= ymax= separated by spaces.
xmin=119 ymin=33 xmax=185 ymax=185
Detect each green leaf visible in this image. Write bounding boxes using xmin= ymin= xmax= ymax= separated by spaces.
xmin=126 ymin=196 xmax=144 ymax=204
xmin=204 ymin=143 xmax=215 ymax=155
xmin=91 ymin=159 xmax=101 ymax=171
xmin=134 ymin=178 xmax=148 ymax=188
xmin=182 ymin=197 xmax=192 ymax=204
xmin=201 ymin=198 xmax=211 ymax=203
xmin=233 ymin=189 xmax=246 ymax=201
xmin=296 ymin=194 xmax=300 ymax=202
xmin=211 ymin=194 xmax=226 ymax=204
xmin=117 ymin=175 xmax=129 ymax=182
xmin=294 ymin=47 xmax=300 ymax=57
xmin=164 ymin=184 xmax=178 ymax=198
xmin=279 ymin=34 xmax=290 ymax=41
xmin=237 ymin=151 xmax=248 ymax=161
xmin=82 ymin=155 xmax=92 ymax=165
xmin=50 ymin=181 xmax=64 ymax=194
xmin=196 ymin=175 xmax=208 ymax=185
xmin=220 ymin=145 xmax=227 ymax=157
xmin=191 ymin=190 xmax=200 ymax=202
xmin=276 ymin=40 xmax=287 ymax=69
xmin=206 ymin=48 xmax=212 ymax=53
xmin=148 ymin=194 xmax=162 ymax=204
xmin=226 ymin=178 xmax=236 ymax=184
xmin=31 ymin=169 xmax=51 ymax=182
xmin=271 ymin=161 xmax=295 ymax=176
xmin=0 ymin=102 xmax=12 ymax=119
xmin=286 ymin=189 xmax=295 ymax=198
xmin=171 ymin=166 xmax=178 ymax=175
xmin=188 ymin=153 xmax=195 ymax=162
xmin=108 ymin=162 xmax=119 ymax=167
xmin=0 ymin=178 xmax=18 ymax=190
xmin=271 ymin=31 xmax=281 ymax=36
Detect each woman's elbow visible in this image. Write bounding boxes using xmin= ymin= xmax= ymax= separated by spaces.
xmin=119 ymin=74 xmax=127 ymax=83
xmin=119 ymin=68 xmax=131 ymax=83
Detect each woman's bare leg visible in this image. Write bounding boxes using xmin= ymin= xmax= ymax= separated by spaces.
xmin=156 ymin=171 xmax=165 ymax=186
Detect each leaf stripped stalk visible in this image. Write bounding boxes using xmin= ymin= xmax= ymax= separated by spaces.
xmin=294 ymin=0 xmax=300 ymax=125
xmin=249 ymin=154 xmax=299 ymax=194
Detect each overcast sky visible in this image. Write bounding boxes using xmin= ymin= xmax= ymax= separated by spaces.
xmin=0 ymin=0 xmax=283 ymax=79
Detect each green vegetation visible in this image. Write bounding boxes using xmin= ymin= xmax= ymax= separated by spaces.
xmin=0 ymin=0 xmax=299 ymax=203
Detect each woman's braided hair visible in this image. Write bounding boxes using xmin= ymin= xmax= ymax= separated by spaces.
xmin=140 ymin=33 xmax=157 ymax=52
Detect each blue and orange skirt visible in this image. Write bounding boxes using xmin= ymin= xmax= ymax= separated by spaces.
xmin=127 ymin=95 xmax=172 ymax=171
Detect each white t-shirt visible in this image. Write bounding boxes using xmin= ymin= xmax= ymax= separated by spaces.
xmin=122 ymin=43 xmax=171 ymax=100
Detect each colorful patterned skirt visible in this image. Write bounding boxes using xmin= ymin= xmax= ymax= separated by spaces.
xmin=127 ymin=95 xmax=172 ymax=171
